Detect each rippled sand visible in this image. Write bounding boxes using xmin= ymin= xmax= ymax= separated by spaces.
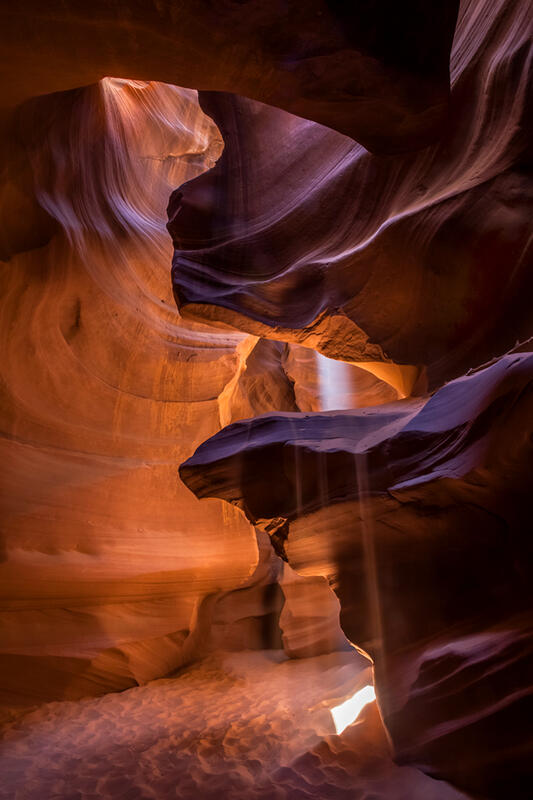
xmin=1 ymin=650 xmax=469 ymax=799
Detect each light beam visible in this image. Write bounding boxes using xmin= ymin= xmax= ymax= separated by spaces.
xmin=330 ymin=685 xmax=376 ymax=734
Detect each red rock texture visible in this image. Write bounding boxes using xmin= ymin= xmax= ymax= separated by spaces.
xmin=0 ymin=1 xmax=458 ymax=153
xmin=180 ymin=352 xmax=533 ymax=797
xmin=0 ymin=81 xmax=299 ymax=709
xmin=0 ymin=0 xmax=531 ymax=797
xmin=169 ymin=0 xmax=532 ymax=389
xmin=2 ymin=79 xmax=392 ymax=708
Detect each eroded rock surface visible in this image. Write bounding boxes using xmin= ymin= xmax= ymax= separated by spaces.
xmin=180 ymin=353 xmax=533 ymax=798
xmin=0 ymin=81 xmax=288 ymax=708
xmin=169 ymin=0 xmax=532 ymax=389
xmin=0 ymin=70 xmax=407 ymax=706
xmin=0 ymin=1 xmax=458 ymax=153
xmin=0 ymin=0 xmax=531 ymax=796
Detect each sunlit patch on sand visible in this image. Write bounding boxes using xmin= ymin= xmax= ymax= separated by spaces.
xmin=330 ymin=684 xmax=376 ymax=734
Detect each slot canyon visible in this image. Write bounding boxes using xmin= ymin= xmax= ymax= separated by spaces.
xmin=0 ymin=1 xmax=531 ymax=799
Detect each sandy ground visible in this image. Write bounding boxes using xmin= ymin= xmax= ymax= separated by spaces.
xmin=0 ymin=650 xmax=470 ymax=799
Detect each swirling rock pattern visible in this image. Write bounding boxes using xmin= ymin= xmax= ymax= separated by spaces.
xmin=0 ymin=0 xmax=531 ymax=797
xmin=3 ymin=76 xmax=395 ymax=707
xmin=0 ymin=1 xmax=458 ymax=153
xmin=169 ymin=0 xmax=532 ymax=389
xmin=0 ymin=80 xmax=292 ymax=708
xmin=0 ymin=72 xmax=411 ymax=707
xmin=180 ymin=353 xmax=533 ymax=797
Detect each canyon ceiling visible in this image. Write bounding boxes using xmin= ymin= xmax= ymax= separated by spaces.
xmin=0 ymin=2 xmax=532 ymax=800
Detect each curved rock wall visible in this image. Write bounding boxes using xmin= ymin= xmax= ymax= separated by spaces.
xmin=0 ymin=1 xmax=531 ymax=797
xmin=2 ymin=78 xmax=395 ymax=707
xmin=0 ymin=80 xmax=265 ymax=708
xmin=181 ymin=351 xmax=533 ymax=798
xmin=169 ymin=0 xmax=532 ymax=389
xmin=172 ymin=6 xmax=533 ymax=794
xmin=0 ymin=1 xmax=458 ymax=152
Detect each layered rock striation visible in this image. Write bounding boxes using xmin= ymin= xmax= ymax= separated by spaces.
xmin=2 ymin=78 xmax=401 ymax=706
xmin=169 ymin=0 xmax=532 ymax=390
xmin=0 ymin=1 xmax=459 ymax=153
xmin=180 ymin=352 xmax=533 ymax=798
xmin=0 ymin=80 xmax=275 ymax=708
xmin=0 ymin=0 xmax=531 ymax=797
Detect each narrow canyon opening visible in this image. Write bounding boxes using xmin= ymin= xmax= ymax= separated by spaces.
xmin=1 ymin=1 xmax=532 ymax=798
xmin=0 ymin=76 xmax=412 ymax=799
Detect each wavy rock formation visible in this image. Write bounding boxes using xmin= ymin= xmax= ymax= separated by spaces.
xmin=0 ymin=0 xmax=531 ymax=797
xmin=0 ymin=1 xmax=458 ymax=153
xmin=0 ymin=69 xmax=412 ymax=707
xmin=223 ymin=338 xmax=406 ymax=424
xmin=180 ymin=353 xmax=533 ymax=798
xmin=171 ymin=2 xmax=533 ymax=787
xmin=0 ymin=80 xmax=292 ymax=709
xmin=215 ymin=339 xmax=401 ymax=660
xmin=169 ymin=0 xmax=532 ymax=389
xmin=2 ymin=76 xmax=397 ymax=708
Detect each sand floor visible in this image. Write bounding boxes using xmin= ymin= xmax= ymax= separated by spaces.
xmin=0 ymin=650 xmax=470 ymax=799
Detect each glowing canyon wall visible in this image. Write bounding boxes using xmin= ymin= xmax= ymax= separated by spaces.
xmin=172 ymin=0 xmax=533 ymax=798
xmin=1 ymin=79 xmax=394 ymax=705
xmin=169 ymin=0 xmax=532 ymax=389
xmin=0 ymin=1 xmax=531 ymax=799
xmin=0 ymin=81 xmax=258 ymax=704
